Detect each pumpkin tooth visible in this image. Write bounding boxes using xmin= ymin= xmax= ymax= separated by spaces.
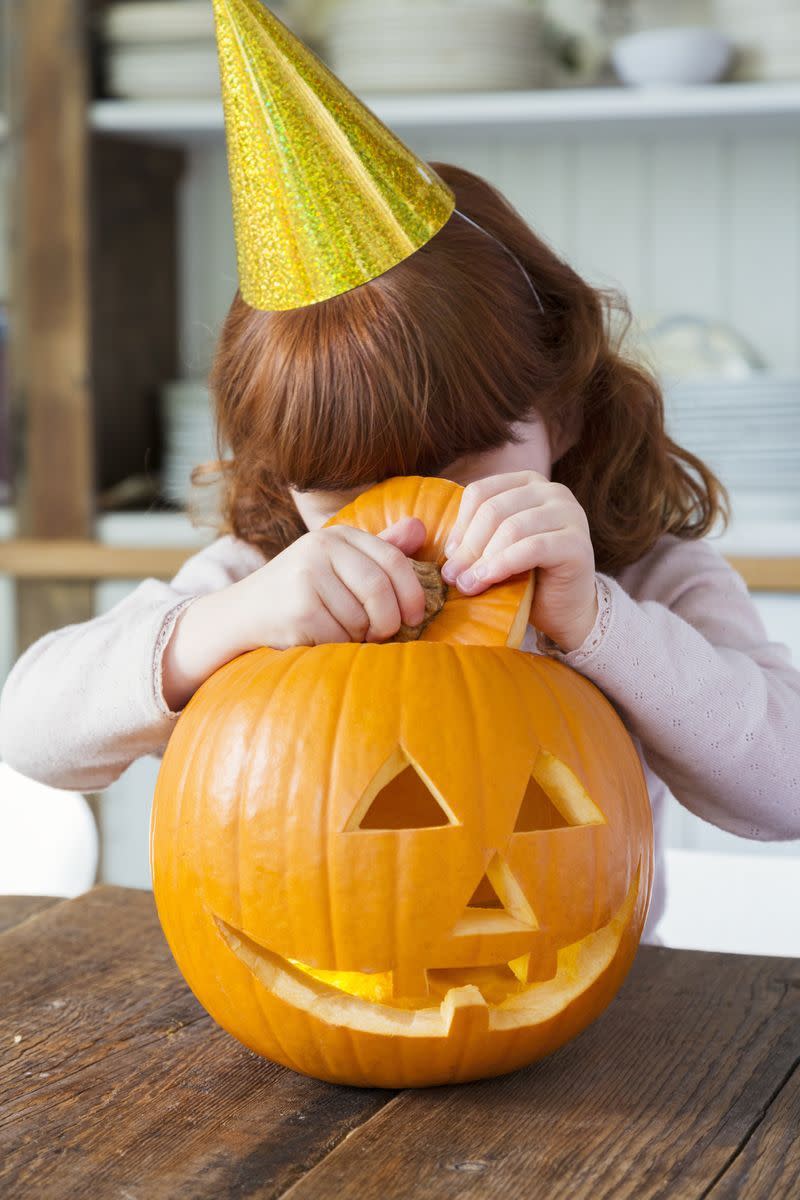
xmin=508 ymin=944 xmax=559 ymax=984
xmin=440 ymin=984 xmax=490 ymax=1036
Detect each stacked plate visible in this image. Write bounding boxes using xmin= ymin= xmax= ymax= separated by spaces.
xmin=160 ymin=379 xmax=218 ymax=508
xmin=324 ymin=1 xmax=545 ymax=92
xmin=713 ymin=0 xmax=800 ymax=80
xmin=101 ymin=0 xmax=296 ymax=99
xmin=663 ymin=372 xmax=800 ymax=520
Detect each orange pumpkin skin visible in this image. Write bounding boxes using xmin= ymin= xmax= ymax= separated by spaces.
xmin=325 ymin=476 xmax=534 ymax=648
xmin=151 ymin=638 xmax=653 ymax=1088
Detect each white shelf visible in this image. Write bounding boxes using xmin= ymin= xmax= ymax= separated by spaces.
xmin=88 ymin=82 xmax=800 ymax=142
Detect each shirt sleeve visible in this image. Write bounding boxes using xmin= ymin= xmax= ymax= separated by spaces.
xmin=537 ymin=539 xmax=800 ymax=842
xmin=0 ymin=534 xmax=267 ymax=792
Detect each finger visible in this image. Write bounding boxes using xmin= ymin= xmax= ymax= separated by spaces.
xmin=455 ymin=532 xmax=563 ymax=594
xmin=314 ymin=569 xmax=371 ymax=642
xmin=331 ymin=539 xmax=404 ymax=641
xmin=445 ymin=472 xmax=548 ymax=555
xmin=378 ymin=516 xmax=427 ymax=558
xmin=339 ymin=526 xmax=426 ymax=628
xmin=309 ymin=611 xmax=354 ymax=645
xmin=480 ymin=504 xmax=560 ymax=561
xmin=442 ymin=486 xmax=543 ymax=582
xmin=294 ymin=588 xmax=352 ymax=646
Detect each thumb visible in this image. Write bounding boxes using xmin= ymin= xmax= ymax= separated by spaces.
xmin=378 ymin=516 xmax=427 ymax=558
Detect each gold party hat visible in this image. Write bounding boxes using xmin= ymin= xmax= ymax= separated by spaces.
xmin=211 ymin=0 xmax=456 ymax=311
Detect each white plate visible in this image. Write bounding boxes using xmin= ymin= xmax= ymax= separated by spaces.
xmin=103 ymin=0 xmax=295 ymax=44
xmin=108 ymin=48 xmax=221 ymax=98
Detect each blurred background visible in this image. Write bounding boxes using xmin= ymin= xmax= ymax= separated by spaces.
xmin=0 ymin=0 xmax=798 ymax=953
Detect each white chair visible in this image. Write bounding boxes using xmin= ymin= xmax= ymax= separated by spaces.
xmin=0 ymin=762 xmax=99 ymax=896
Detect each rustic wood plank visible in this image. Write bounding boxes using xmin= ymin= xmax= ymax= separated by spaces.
xmin=0 ymin=886 xmax=395 ymax=1200
xmin=281 ymin=948 xmax=800 ymax=1200
xmin=704 ymin=1052 xmax=800 ymax=1199
xmin=0 ymin=895 xmax=60 ymax=936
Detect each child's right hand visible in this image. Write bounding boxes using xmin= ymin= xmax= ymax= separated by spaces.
xmin=230 ymin=518 xmax=428 ymax=650
xmin=162 ymin=517 xmax=427 ymax=711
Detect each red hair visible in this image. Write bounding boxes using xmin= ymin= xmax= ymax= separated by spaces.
xmin=201 ymin=161 xmax=728 ymax=574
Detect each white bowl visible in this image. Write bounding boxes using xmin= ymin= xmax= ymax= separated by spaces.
xmin=612 ymin=27 xmax=733 ymax=86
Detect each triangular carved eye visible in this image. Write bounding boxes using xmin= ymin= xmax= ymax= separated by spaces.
xmin=514 ymin=749 xmax=606 ymax=832
xmin=346 ymin=749 xmax=458 ymax=831
xmin=514 ymin=777 xmax=570 ymax=831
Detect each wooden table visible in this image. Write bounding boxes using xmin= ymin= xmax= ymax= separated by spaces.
xmin=2 ymin=888 xmax=798 ymax=1199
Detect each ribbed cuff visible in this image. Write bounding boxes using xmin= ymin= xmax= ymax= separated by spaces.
xmin=152 ymin=596 xmax=199 ymax=719
xmin=535 ymin=575 xmax=614 ymax=666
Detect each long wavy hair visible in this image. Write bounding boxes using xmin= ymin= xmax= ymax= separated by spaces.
xmin=200 ymin=161 xmax=728 ymax=575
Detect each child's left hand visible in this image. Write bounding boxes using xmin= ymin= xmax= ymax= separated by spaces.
xmin=441 ymin=471 xmax=599 ymax=653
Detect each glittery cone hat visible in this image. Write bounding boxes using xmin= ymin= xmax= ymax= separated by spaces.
xmin=211 ymin=0 xmax=456 ymax=311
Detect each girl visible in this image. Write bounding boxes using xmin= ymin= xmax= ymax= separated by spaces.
xmin=1 ymin=162 xmax=799 ymax=945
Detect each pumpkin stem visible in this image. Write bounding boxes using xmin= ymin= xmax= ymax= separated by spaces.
xmin=393 ymin=560 xmax=447 ymax=642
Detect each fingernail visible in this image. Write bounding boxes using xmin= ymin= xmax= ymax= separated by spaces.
xmin=444 ymin=537 xmax=459 ymax=556
xmin=458 ymin=562 xmax=486 ymax=592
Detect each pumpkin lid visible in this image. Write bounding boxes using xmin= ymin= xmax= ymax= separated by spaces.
xmin=325 ymin=476 xmax=533 ymax=648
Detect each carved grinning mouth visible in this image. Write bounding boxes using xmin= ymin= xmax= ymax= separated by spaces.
xmin=213 ymin=868 xmax=640 ymax=1037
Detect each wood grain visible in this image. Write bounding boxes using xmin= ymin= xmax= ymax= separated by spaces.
xmin=1 ymin=886 xmax=798 ymax=1199
xmin=6 ymin=0 xmax=95 ymax=652
xmin=705 ymin=1054 xmax=800 ymax=1199
xmin=7 ymin=0 xmax=94 ymax=540
xmin=0 ymin=887 xmax=395 ymax=1200
xmin=0 ymin=895 xmax=60 ymax=936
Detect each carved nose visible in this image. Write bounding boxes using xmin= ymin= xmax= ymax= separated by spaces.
xmin=458 ymin=851 xmax=538 ymax=933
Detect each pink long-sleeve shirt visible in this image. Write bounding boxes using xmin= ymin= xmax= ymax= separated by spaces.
xmin=1 ymin=530 xmax=798 ymax=943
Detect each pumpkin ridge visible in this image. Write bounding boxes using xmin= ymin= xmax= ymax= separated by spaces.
xmin=326 ymin=644 xmax=369 ymax=973
xmin=241 ymin=651 xmax=309 ymax=1073
xmin=234 ymin=650 xmax=288 ymax=937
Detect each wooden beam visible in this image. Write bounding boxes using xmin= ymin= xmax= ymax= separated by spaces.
xmin=6 ymin=0 xmax=101 ymax=880
xmin=6 ymin=0 xmax=95 ymax=649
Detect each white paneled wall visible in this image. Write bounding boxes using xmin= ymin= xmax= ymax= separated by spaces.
xmin=178 ymin=127 xmax=800 ymax=376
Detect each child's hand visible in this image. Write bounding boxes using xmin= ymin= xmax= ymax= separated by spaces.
xmin=441 ymin=471 xmax=598 ymax=653
xmin=162 ymin=518 xmax=428 ymax=711
xmin=233 ymin=518 xmax=428 ymax=650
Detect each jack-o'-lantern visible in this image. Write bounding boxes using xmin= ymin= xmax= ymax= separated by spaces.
xmin=151 ymin=477 xmax=653 ymax=1088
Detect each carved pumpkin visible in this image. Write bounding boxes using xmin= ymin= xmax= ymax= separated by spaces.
xmin=151 ymin=477 xmax=653 ymax=1087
